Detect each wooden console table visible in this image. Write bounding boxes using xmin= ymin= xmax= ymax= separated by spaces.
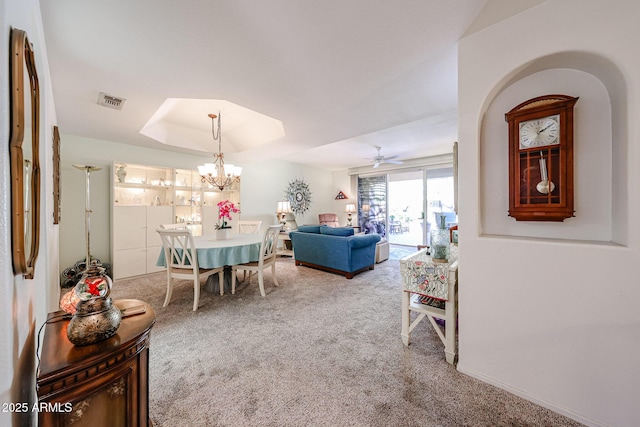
xmin=37 ymin=299 xmax=155 ymax=427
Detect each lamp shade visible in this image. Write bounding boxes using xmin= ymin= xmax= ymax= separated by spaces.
xmin=60 ymin=288 xmax=81 ymax=314
xmin=345 ymin=203 xmax=356 ymax=213
xmin=361 ymin=204 xmax=370 ymax=212
xmin=198 ymin=163 xmax=216 ymax=175
xmin=276 ymin=201 xmax=291 ymax=213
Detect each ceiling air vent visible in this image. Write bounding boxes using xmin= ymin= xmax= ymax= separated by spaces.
xmin=97 ymin=92 xmax=126 ymax=110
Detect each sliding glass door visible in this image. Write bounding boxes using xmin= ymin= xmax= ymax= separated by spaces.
xmin=388 ymin=171 xmax=423 ymax=247
xmin=357 ymin=164 xmax=456 ymax=247
xmin=425 ymin=166 xmax=456 ymax=246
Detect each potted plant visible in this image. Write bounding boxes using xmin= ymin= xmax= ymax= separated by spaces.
xmin=215 ymin=200 xmax=239 ymax=240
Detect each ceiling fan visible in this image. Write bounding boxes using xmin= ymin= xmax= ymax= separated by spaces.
xmin=371 ymin=146 xmax=403 ymax=168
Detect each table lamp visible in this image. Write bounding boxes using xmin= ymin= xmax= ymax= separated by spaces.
xmin=345 ymin=203 xmax=356 ymax=226
xmin=276 ymin=201 xmax=292 ymax=229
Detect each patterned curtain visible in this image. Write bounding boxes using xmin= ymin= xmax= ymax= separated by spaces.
xmin=357 ymin=175 xmax=387 ymax=237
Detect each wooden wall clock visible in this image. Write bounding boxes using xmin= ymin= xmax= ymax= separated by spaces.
xmin=505 ymin=94 xmax=578 ymax=221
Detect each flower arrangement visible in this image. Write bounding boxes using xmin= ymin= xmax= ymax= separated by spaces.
xmin=215 ymin=200 xmax=240 ymax=229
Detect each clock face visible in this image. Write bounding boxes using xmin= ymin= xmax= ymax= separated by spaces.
xmin=296 ymin=192 xmax=303 ymax=202
xmin=519 ymin=114 xmax=559 ymax=149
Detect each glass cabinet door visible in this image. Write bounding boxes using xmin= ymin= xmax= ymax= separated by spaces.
xmin=174 ymin=169 xmax=202 ymax=233
xmin=113 ymin=163 xmax=171 ymax=206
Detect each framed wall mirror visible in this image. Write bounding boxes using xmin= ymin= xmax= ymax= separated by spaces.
xmin=10 ymin=28 xmax=41 ymax=279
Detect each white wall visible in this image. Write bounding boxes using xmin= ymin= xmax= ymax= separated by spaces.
xmin=330 ymin=170 xmax=357 ymax=226
xmin=1 ymin=0 xmax=59 ymax=425
xmin=458 ymin=1 xmax=640 ymax=426
xmin=59 ymin=133 xmax=337 ymax=274
xmin=240 ymin=158 xmax=336 ymax=228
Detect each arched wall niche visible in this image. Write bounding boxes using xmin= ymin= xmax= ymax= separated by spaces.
xmin=478 ymin=51 xmax=628 ymax=245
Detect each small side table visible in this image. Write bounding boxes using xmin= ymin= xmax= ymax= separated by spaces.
xmin=277 ymin=232 xmax=294 ymax=256
xmin=400 ymin=248 xmax=458 ymax=364
xmin=37 ymin=299 xmax=155 ymax=426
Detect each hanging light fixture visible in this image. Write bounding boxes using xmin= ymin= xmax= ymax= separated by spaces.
xmin=198 ymin=112 xmax=242 ymax=191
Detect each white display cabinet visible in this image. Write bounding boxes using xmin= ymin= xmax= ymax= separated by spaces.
xmin=112 ymin=163 xmax=174 ymax=279
xmin=174 ymin=168 xmax=203 ymax=236
xmin=111 ymin=162 xmax=240 ymax=279
xmin=112 ymin=205 xmax=172 ymax=279
xmin=113 ymin=163 xmax=173 ymax=207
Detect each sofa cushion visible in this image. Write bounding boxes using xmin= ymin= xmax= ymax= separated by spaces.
xmin=320 ymin=226 xmax=354 ymax=236
xmin=297 ymin=225 xmax=322 ymax=234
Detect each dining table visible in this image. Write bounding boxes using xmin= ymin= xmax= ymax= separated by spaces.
xmin=156 ymin=232 xmax=262 ymax=293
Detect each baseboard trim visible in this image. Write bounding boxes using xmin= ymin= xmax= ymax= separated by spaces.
xmin=456 ymin=363 xmax=608 ymax=427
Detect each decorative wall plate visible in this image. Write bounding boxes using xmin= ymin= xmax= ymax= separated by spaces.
xmin=285 ymin=178 xmax=312 ymax=215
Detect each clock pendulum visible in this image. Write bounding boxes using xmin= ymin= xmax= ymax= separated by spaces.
xmin=536 ymin=151 xmax=555 ymax=195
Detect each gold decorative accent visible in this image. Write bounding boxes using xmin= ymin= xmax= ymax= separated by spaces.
xmin=107 ymin=377 xmax=126 ymax=397
xmin=517 ymin=97 xmax=566 ymax=111
xmin=53 ymin=126 xmax=61 ymax=224
xmin=68 ymin=398 xmax=91 ymax=424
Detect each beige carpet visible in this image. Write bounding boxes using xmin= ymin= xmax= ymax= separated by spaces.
xmin=112 ymin=257 xmax=583 ymax=427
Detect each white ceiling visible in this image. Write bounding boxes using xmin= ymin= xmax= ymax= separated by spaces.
xmin=40 ymin=0 xmax=489 ymax=171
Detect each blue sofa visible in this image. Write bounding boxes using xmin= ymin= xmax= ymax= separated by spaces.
xmin=289 ymin=225 xmax=381 ymax=279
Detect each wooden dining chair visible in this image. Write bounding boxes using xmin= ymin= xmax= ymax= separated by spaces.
xmin=237 ymin=220 xmax=262 ymax=234
xmin=157 ymin=228 xmax=224 ymax=311
xmin=231 ymin=225 xmax=281 ymax=297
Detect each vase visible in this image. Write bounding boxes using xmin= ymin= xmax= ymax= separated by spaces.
xmin=215 ymin=229 xmax=228 ymax=240
xmin=115 ymin=165 xmax=127 ymax=183
xmin=430 ymin=214 xmax=450 ymax=263
xmin=67 ymin=262 xmax=122 ymax=346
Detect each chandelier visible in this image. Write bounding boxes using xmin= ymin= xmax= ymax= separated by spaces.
xmin=198 ymin=113 xmax=242 ymax=191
